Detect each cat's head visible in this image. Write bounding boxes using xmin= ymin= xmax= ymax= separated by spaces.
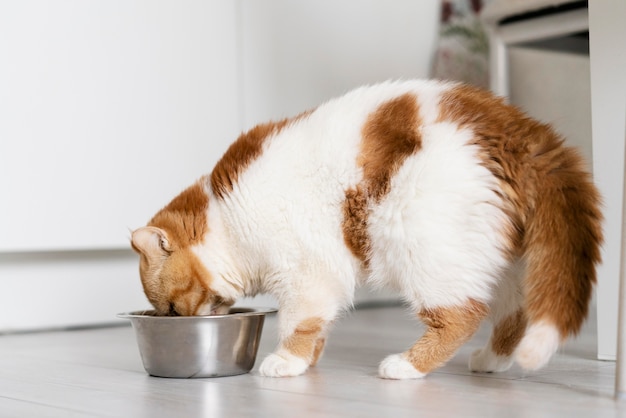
xmin=130 ymin=225 xmax=234 ymax=316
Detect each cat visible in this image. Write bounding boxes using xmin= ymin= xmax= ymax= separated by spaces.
xmin=130 ymin=79 xmax=603 ymax=379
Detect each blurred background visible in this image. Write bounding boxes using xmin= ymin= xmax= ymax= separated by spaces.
xmin=0 ymin=1 xmax=595 ymax=333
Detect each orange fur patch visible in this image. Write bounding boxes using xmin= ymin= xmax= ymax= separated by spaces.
xmin=210 ymin=111 xmax=312 ymax=199
xmin=310 ymin=338 xmax=327 ymax=367
xmin=437 ymin=84 xmax=603 ymax=337
xmin=491 ymin=309 xmax=527 ymax=357
xmin=342 ymin=186 xmax=370 ymax=263
xmin=342 ymin=94 xmax=422 ymax=263
xmin=283 ymin=317 xmax=325 ymax=363
xmin=406 ymin=300 xmax=488 ymax=374
xmin=165 ymin=247 xmax=220 ymax=316
xmin=148 ymin=178 xmax=209 ymax=249
xmin=140 ymin=245 xmax=215 ymax=316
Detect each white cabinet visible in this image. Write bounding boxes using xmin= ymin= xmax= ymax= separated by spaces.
xmin=0 ymin=0 xmax=241 ymax=251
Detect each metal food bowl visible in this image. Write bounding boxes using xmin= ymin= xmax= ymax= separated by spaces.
xmin=118 ymin=307 xmax=276 ymax=378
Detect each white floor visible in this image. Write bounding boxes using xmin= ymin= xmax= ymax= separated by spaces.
xmin=0 ymin=304 xmax=623 ymax=418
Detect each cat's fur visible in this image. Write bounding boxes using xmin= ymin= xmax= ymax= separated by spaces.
xmin=131 ymin=80 xmax=603 ymax=379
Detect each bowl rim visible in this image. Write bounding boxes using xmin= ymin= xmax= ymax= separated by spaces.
xmin=117 ymin=306 xmax=277 ymax=320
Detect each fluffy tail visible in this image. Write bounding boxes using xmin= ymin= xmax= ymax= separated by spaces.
xmin=515 ymin=144 xmax=603 ymax=370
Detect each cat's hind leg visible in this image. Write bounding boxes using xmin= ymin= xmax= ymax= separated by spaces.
xmin=469 ymin=260 xmax=526 ymax=373
xmin=379 ymin=299 xmax=488 ymax=379
xmin=469 ymin=309 xmax=526 ymax=373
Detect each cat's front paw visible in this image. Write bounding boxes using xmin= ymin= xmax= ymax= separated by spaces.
xmin=468 ymin=348 xmax=514 ymax=373
xmin=258 ymin=352 xmax=309 ymax=377
xmin=378 ymin=354 xmax=426 ymax=380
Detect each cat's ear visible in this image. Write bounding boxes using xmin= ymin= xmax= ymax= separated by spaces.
xmin=131 ymin=226 xmax=172 ymax=256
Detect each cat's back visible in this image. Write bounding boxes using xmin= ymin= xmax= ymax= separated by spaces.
xmin=208 ymin=79 xmax=591 ymax=288
xmin=211 ymin=78 xmax=553 ymax=221
xmin=215 ymin=80 xmax=454 ymax=195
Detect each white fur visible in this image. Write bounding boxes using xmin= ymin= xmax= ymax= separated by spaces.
xmin=367 ymin=121 xmax=510 ymax=311
xmin=487 ymin=259 xmax=525 ymax=324
xmin=469 ymin=348 xmax=514 ymax=373
xmin=199 ymin=80 xmax=510 ymax=309
xmin=379 ymin=354 xmax=426 ymax=379
xmin=259 ymin=351 xmax=309 ymax=377
xmin=190 ymin=80 xmax=519 ymax=378
xmin=515 ymin=321 xmax=561 ymax=370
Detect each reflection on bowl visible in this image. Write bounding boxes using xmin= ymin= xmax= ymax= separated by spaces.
xmin=118 ymin=307 xmax=276 ymax=378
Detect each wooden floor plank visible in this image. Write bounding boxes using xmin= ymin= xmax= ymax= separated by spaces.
xmin=0 ymin=306 xmax=621 ymax=417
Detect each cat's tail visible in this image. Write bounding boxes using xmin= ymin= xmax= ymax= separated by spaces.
xmin=514 ymin=145 xmax=603 ymax=370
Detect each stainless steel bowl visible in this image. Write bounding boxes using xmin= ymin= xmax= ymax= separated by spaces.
xmin=118 ymin=307 xmax=276 ymax=378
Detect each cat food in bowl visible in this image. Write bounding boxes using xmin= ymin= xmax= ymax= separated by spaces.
xmin=118 ymin=307 xmax=276 ymax=378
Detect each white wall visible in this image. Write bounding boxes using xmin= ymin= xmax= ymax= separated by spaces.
xmin=0 ymin=0 xmax=440 ymax=331
xmin=241 ymin=0 xmax=440 ymax=126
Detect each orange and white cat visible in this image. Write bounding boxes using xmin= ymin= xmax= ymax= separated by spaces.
xmin=131 ymin=80 xmax=602 ymax=379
